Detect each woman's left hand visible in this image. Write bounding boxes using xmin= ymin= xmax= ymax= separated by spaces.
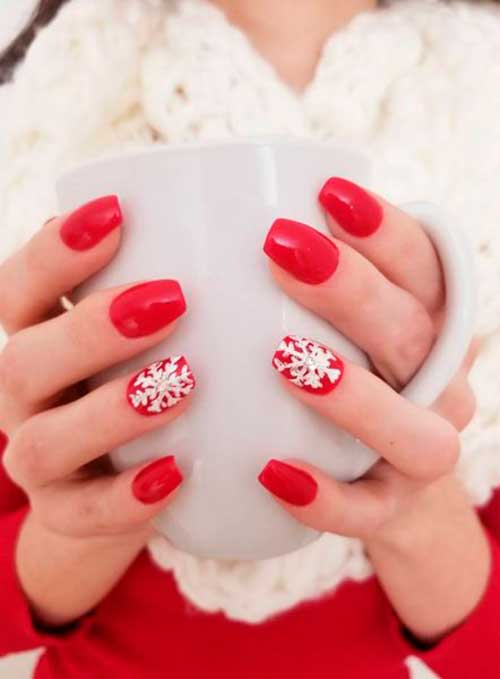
xmin=259 ymin=177 xmax=477 ymax=541
xmin=260 ymin=178 xmax=491 ymax=643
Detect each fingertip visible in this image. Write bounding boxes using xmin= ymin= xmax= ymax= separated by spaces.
xmin=271 ymin=335 xmax=345 ymax=396
xmin=258 ymin=458 xmax=318 ymax=506
xmin=262 ymin=218 xmax=339 ymax=285
xmin=131 ymin=455 xmax=183 ymax=505
xmin=126 ymin=355 xmax=196 ymax=416
xmin=59 ymin=195 xmax=123 ymax=252
xmin=109 ymin=280 xmax=187 ymax=339
xmin=318 ymin=177 xmax=383 ymax=238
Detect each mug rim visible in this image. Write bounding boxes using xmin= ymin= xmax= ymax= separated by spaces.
xmin=58 ymin=136 xmax=370 ymax=184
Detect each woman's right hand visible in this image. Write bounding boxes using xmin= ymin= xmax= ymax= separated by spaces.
xmin=0 ymin=197 xmax=195 ymax=623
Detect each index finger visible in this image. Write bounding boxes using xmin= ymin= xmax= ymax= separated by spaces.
xmin=0 ymin=196 xmax=122 ymax=334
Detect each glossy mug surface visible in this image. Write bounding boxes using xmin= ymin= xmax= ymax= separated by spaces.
xmin=57 ymin=139 xmax=474 ymax=560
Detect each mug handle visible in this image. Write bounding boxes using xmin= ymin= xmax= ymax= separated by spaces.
xmin=398 ymin=202 xmax=476 ymax=407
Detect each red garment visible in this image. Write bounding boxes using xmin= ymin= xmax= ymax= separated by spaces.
xmin=0 ymin=456 xmax=499 ymax=679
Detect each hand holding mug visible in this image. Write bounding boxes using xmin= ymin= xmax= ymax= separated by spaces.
xmin=0 ymin=200 xmax=193 ymax=541
xmin=258 ymin=179 xmax=478 ymax=541
xmin=55 ymin=140 xmax=475 ymax=559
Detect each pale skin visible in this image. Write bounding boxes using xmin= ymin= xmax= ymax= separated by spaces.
xmin=0 ymin=0 xmax=491 ymax=646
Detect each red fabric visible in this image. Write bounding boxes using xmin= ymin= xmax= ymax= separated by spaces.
xmin=1 ymin=451 xmax=499 ymax=678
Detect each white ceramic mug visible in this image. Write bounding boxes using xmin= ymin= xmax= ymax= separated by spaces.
xmin=57 ymin=138 xmax=475 ymax=560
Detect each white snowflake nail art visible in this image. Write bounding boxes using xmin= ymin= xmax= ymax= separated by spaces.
xmin=272 ymin=335 xmax=344 ymax=395
xmin=127 ymin=356 xmax=195 ymax=416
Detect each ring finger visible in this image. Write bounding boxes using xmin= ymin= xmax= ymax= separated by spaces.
xmin=271 ymin=334 xmax=459 ymax=481
xmin=4 ymin=354 xmax=196 ymax=490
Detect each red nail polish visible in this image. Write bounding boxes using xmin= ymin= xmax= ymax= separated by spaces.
xmin=127 ymin=356 xmax=196 ymax=416
xmin=258 ymin=460 xmax=317 ymax=506
xmin=319 ymin=177 xmax=383 ymax=237
xmin=0 ymin=430 xmax=8 ymax=455
xmin=110 ymin=280 xmax=186 ymax=338
xmin=263 ymin=218 xmax=339 ymax=285
xmin=272 ymin=335 xmax=344 ymax=395
xmin=132 ymin=456 xmax=183 ymax=504
xmin=60 ymin=196 xmax=122 ymax=250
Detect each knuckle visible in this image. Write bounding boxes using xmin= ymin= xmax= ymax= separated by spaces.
xmin=66 ymin=293 xmax=108 ymax=357
xmin=396 ymin=305 xmax=435 ymax=371
xmin=1 ymin=446 xmax=18 ymax=486
xmin=419 ymin=422 xmax=460 ymax=480
xmin=30 ymin=496 xmax=73 ymax=538
xmin=75 ymin=491 xmax=118 ymax=536
xmin=75 ymin=495 xmax=101 ymax=527
xmin=0 ymin=337 xmax=31 ymax=402
xmin=350 ymin=270 xmax=382 ymax=318
xmin=8 ymin=419 xmax=47 ymax=487
xmin=29 ymin=495 xmax=55 ymax=530
xmin=366 ymin=508 xmax=392 ymax=537
xmin=363 ymin=491 xmax=398 ymax=537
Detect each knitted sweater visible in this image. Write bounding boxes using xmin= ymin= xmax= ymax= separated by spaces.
xmin=1 ymin=0 xmax=500 ymax=625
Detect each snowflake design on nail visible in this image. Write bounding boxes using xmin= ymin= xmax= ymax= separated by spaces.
xmin=273 ymin=335 xmax=344 ymax=395
xmin=127 ymin=356 xmax=195 ymax=416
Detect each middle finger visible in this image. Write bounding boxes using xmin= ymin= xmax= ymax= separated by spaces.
xmin=0 ymin=279 xmax=186 ymax=410
xmin=264 ymin=218 xmax=435 ymax=388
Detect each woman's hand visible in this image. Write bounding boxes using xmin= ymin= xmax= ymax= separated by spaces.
xmin=260 ymin=178 xmax=491 ymax=642
xmin=0 ymin=197 xmax=194 ymax=625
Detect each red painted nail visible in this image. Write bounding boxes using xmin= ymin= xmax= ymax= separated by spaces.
xmin=273 ymin=335 xmax=344 ymax=395
xmin=319 ymin=177 xmax=383 ymax=237
xmin=258 ymin=460 xmax=318 ymax=506
xmin=132 ymin=456 xmax=183 ymax=504
xmin=127 ymin=356 xmax=195 ymax=416
xmin=263 ymin=218 xmax=339 ymax=285
xmin=0 ymin=430 xmax=8 ymax=455
xmin=110 ymin=280 xmax=186 ymax=338
xmin=60 ymin=196 xmax=122 ymax=250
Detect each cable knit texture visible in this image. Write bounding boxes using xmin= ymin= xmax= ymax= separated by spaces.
xmin=1 ymin=0 xmax=500 ymax=624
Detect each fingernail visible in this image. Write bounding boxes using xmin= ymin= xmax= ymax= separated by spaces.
xmin=60 ymin=196 xmax=122 ymax=250
xmin=272 ymin=335 xmax=344 ymax=395
xmin=110 ymin=280 xmax=186 ymax=338
xmin=127 ymin=356 xmax=195 ymax=416
xmin=319 ymin=177 xmax=383 ymax=237
xmin=0 ymin=430 xmax=8 ymax=455
xmin=132 ymin=456 xmax=183 ymax=504
xmin=258 ymin=460 xmax=318 ymax=506
xmin=263 ymin=218 xmax=339 ymax=285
